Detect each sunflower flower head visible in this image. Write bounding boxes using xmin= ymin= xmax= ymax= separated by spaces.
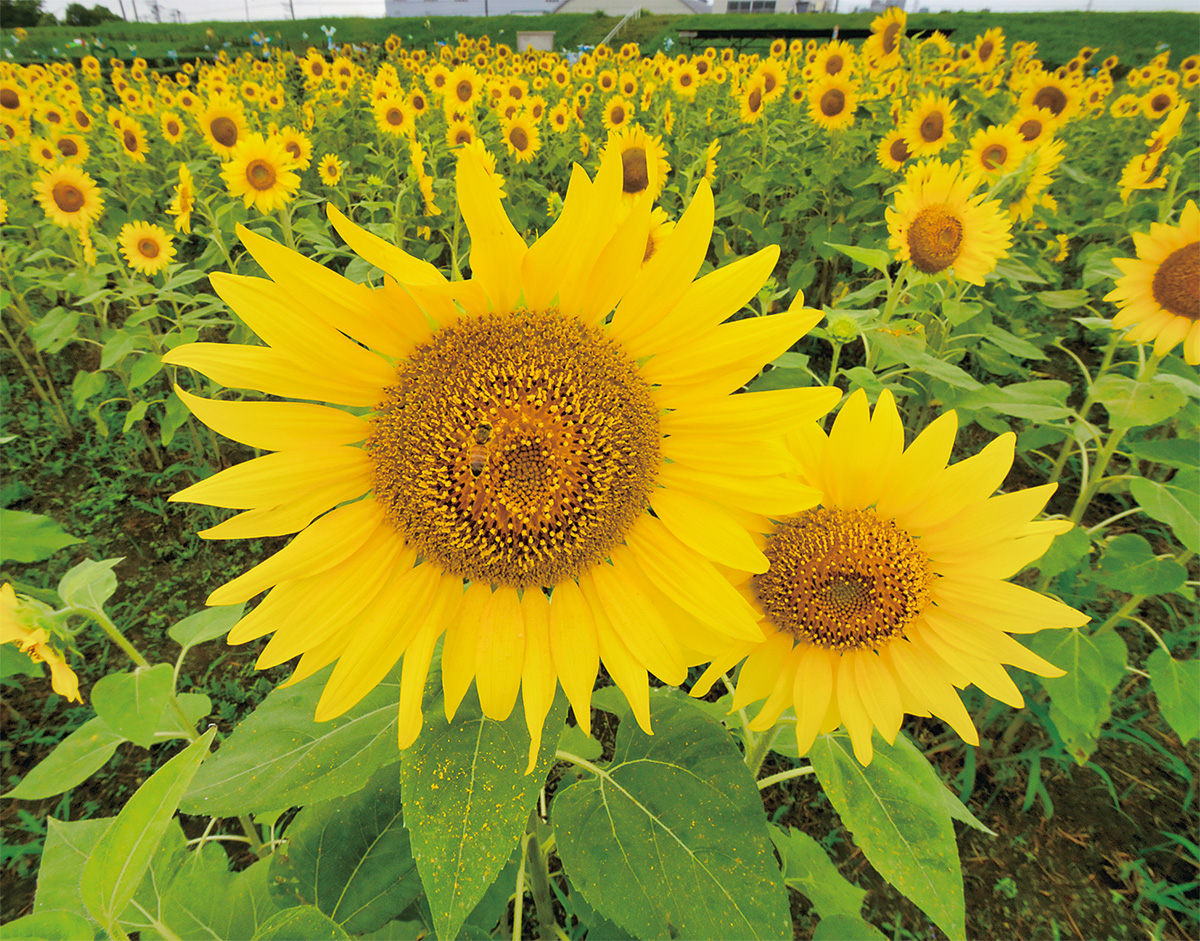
xmin=1 ymin=584 xmax=82 ymax=702
xmin=220 ymin=132 xmax=300 ymax=214
xmin=33 ymin=164 xmax=104 ymax=229
xmin=119 ymin=220 xmax=176 ymax=276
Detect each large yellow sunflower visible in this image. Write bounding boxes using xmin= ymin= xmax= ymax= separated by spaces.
xmin=1104 ymin=200 xmax=1200 ymax=365
xmin=603 ymin=125 xmax=670 ymax=203
xmin=220 ymin=133 xmax=300 ymax=214
xmin=33 ymin=164 xmax=104 ymax=229
xmin=693 ymin=389 xmax=1087 ymax=766
xmin=807 ymin=75 xmax=857 ymax=131
xmin=164 ymin=145 xmax=838 ymax=767
xmin=887 ymin=160 xmax=1012 ymax=285
xmin=813 ymin=40 xmax=855 ymax=79
xmin=118 ymin=221 xmax=176 ymax=276
xmin=863 ymin=6 xmax=906 ymax=70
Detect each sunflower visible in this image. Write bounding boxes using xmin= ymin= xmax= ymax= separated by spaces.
xmin=808 ymin=75 xmax=857 ymax=131
xmin=446 ymin=118 xmax=475 ymax=147
xmin=277 ymin=126 xmax=313 ymax=171
xmin=887 ymin=160 xmax=1012 ymax=285
xmin=1141 ymin=84 xmax=1178 ymax=120
xmin=902 ymin=93 xmax=956 ymax=157
xmin=547 ymin=102 xmax=572 ymax=133
xmin=1009 ymin=138 xmax=1064 ymax=220
xmin=1008 ymin=105 xmax=1056 ymax=146
xmin=863 ymin=6 xmax=906 ymax=69
xmin=963 ymin=124 xmax=1027 ymax=175
xmin=68 ymin=105 xmax=94 ymax=132
xmin=704 ymin=138 xmax=720 ymax=184
xmin=160 ymin=110 xmax=185 ymax=144
xmin=197 ymin=98 xmax=246 ymax=157
xmin=301 ymin=54 xmax=328 ymax=84
xmin=691 ymin=389 xmax=1086 ymax=766
xmin=34 ymin=164 xmax=103 ymax=229
xmin=739 ymin=77 xmax=767 ymax=125
xmin=813 ymin=40 xmax=855 ymax=78
xmin=601 ymin=95 xmax=633 ymax=132
xmin=0 ymin=80 xmax=29 ymax=119
xmin=119 ymin=221 xmax=176 ymax=276
xmin=221 ymin=133 xmax=300 ymax=214
xmin=29 ymin=135 xmax=59 ymax=168
xmin=1104 ymin=200 xmax=1200 ymax=365
xmin=876 ymin=129 xmax=911 ymax=171
xmin=671 ymin=62 xmax=700 ymax=98
xmin=374 ymin=96 xmax=415 ymax=138
xmin=754 ymin=59 xmax=787 ymax=101
xmin=1020 ymin=75 xmax=1076 ymax=121
xmin=1 ymin=585 xmax=81 ymax=703
xmin=603 ymin=125 xmax=670 ymax=204
xmin=501 ymin=113 xmax=540 ymax=162
xmin=317 ymin=153 xmax=345 ymax=185
xmin=163 ymin=145 xmax=837 ymax=768
xmin=116 ymin=117 xmax=148 ymax=162
xmin=971 ymin=27 xmax=1005 ymax=72
xmin=448 ymin=64 xmax=483 ymax=109
xmin=167 ymin=163 xmax=194 ymax=234
xmin=642 ymin=206 xmax=675 ymax=264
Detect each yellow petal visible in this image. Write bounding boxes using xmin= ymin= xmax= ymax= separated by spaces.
xmin=399 ymin=578 xmax=461 ymax=748
xmin=594 ymin=610 xmax=652 ymax=734
xmin=912 ymin=623 xmax=1024 ymax=707
xmin=474 ymin=586 xmax=526 ymax=721
xmin=575 ymin=197 xmax=652 ymax=326
xmin=883 ymin=641 xmax=979 ymax=746
xmin=175 ymin=387 xmax=370 ymax=451
xmin=650 ymin=487 xmax=768 ymax=573
xmin=522 ymin=164 xmax=602 ymax=313
xmin=874 ymin=410 xmax=958 ymax=521
xmin=662 ymin=434 xmax=793 ymax=477
xmin=853 ymin=651 xmax=903 ymax=745
xmin=443 ymin=580 xmax=489 ymax=721
xmin=586 ymin=557 xmax=687 ymax=685
xmin=835 ymin=655 xmax=875 ymax=765
xmin=901 ymin=434 xmax=1015 ymax=534
xmin=932 ymin=575 xmax=1089 ymax=632
xmin=921 ymin=484 xmax=1058 ymax=556
xmin=662 ymin=386 xmax=841 ymax=440
xmin=198 ymin=470 xmax=373 ymax=539
xmin=171 ymin=447 xmax=369 ymax=509
xmin=520 ymin=590 xmax=557 ymax=774
xmin=548 ymin=580 xmax=599 ymax=736
xmin=325 ymin=204 xmax=448 ymax=288
xmin=657 ymin=463 xmax=821 ymax=516
xmin=456 ymin=146 xmax=526 ymax=312
xmin=731 ymin=630 xmax=793 ymax=711
xmin=792 ymin=644 xmax=834 ymax=757
xmin=923 ymin=608 xmax=1065 ymax=678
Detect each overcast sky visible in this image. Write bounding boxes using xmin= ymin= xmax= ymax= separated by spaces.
xmin=41 ymin=0 xmax=1200 ymax=30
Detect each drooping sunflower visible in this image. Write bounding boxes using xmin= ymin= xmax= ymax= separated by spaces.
xmin=317 ymin=153 xmax=345 ymax=186
xmin=164 ymin=145 xmax=838 ymax=767
xmin=963 ymin=124 xmax=1027 ymax=176
xmin=1 ymin=584 xmax=82 ymax=703
xmin=1104 ymin=200 xmax=1200 ymax=365
xmin=167 ymin=163 xmax=194 ymax=234
xmin=197 ymin=98 xmax=247 ymax=157
xmin=902 ymin=93 xmax=956 ymax=157
xmin=863 ymin=6 xmax=906 ymax=70
xmin=1009 ymin=138 xmax=1065 ymax=220
xmin=603 ymin=125 xmax=670 ymax=203
xmin=220 ymin=133 xmax=300 ymax=215
xmin=807 ymin=75 xmax=857 ymax=131
xmin=501 ymin=113 xmax=541 ymax=162
xmin=887 ymin=160 xmax=1012 ymax=285
xmin=691 ymin=389 xmax=1087 ymax=767
xmin=34 ymin=164 xmax=104 ymax=229
xmin=876 ymin=128 xmax=911 ymax=172
xmin=119 ymin=221 xmax=176 ymax=276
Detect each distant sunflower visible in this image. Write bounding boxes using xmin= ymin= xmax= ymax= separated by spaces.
xmin=902 ymin=93 xmax=955 ymax=157
xmin=167 ymin=163 xmax=194 ymax=234
xmin=278 ymin=126 xmax=313 ymax=171
xmin=1141 ymin=84 xmax=1177 ymax=120
xmin=221 ymin=133 xmax=300 ymax=214
xmin=887 ymin=160 xmax=1012 ymax=285
xmin=808 ymin=75 xmax=857 ymax=131
xmin=374 ymin=96 xmax=415 ymax=138
xmin=116 ymin=117 xmax=148 ymax=163
xmin=448 ymin=64 xmax=482 ymax=109
xmin=547 ymin=102 xmax=572 ymax=133
xmin=863 ymin=6 xmax=906 ymax=70
xmin=876 ymin=128 xmax=911 ymax=171
xmin=971 ymin=27 xmax=1005 ymax=72
xmin=501 ymin=113 xmax=540 ymax=162
xmin=317 ymin=153 xmax=345 ymax=185
xmin=53 ymin=132 xmax=88 ymax=164
xmin=603 ymin=125 xmax=670 ymax=203
xmin=29 ymin=136 xmax=59 ymax=168
xmin=119 ymin=221 xmax=176 ymax=276
xmin=1020 ymin=75 xmax=1076 ymax=121
xmin=602 ymin=95 xmax=633 ymax=132
xmin=739 ymin=77 xmax=767 ymax=124
xmin=1008 ymin=105 xmax=1056 ymax=146
xmin=1104 ymin=200 xmax=1200 ymax=364
xmin=163 ymin=145 xmax=836 ymax=769
xmin=445 ymin=118 xmax=475 ymax=147
xmin=692 ymin=389 xmax=1086 ymax=767
xmin=671 ymin=62 xmax=700 ymax=98
xmin=963 ymin=124 xmax=1027 ymax=175
xmin=34 ymin=164 xmax=103 ymax=229
xmin=197 ymin=99 xmax=246 ymax=156
xmin=160 ymin=111 xmax=185 ymax=144
xmin=813 ymin=40 xmax=855 ymax=78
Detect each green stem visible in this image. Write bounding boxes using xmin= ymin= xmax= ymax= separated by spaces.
xmin=524 ymin=810 xmax=556 ymax=941
xmin=1098 ymin=550 xmax=1195 ymax=634
xmin=757 ymin=765 xmax=815 ymax=791
xmin=278 ymin=201 xmax=297 ymax=252
xmin=743 ymin=725 xmax=777 ymax=779
xmin=826 ymin=339 xmax=842 ymax=387
xmin=1046 ymin=332 xmax=1120 ymax=487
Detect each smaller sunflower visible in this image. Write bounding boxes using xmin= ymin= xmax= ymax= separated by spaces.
xmin=1141 ymin=84 xmax=1178 ymax=120
xmin=53 ymin=131 xmax=88 ymax=164
xmin=887 ymin=160 xmax=1012 ymax=285
xmin=501 ymin=113 xmax=541 ymax=162
xmin=1008 ymin=105 xmax=1056 ymax=146
xmin=547 ymin=102 xmax=572 ymax=134
xmin=963 ymin=124 xmax=1027 ymax=176
xmin=902 ymin=93 xmax=956 ymax=157
xmin=671 ymin=62 xmax=700 ymax=98
xmin=167 ymin=163 xmax=194 ymax=235
xmin=446 ymin=119 xmax=475 ymax=147
xmin=116 ymin=117 xmax=148 ymax=163
xmin=739 ymin=77 xmax=767 ymax=125
xmin=374 ymin=96 xmax=415 ymax=138
xmin=220 ymin=133 xmax=300 ymax=214
xmin=971 ymin=27 xmax=1005 ymax=72
xmin=604 ymin=125 xmax=670 ymax=203
xmin=29 ymin=135 xmax=59 ymax=168
xmin=876 ymin=129 xmax=911 ymax=172
xmin=807 ymin=75 xmax=857 ymax=131
xmin=317 ymin=153 xmax=345 ymax=185
xmin=278 ymin=126 xmax=313 ymax=171
xmin=119 ymin=221 xmax=176 ymax=276
xmin=1020 ymin=75 xmax=1077 ymax=121
xmin=197 ymin=98 xmax=246 ymax=156
xmin=34 ymin=164 xmax=104 ymax=229
xmin=813 ymin=40 xmax=855 ymax=78
xmin=1104 ymin=200 xmax=1200 ymax=365
xmin=160 ymin=110 xmax=185 ymax=144
xmin=601 ymin=95 xmax=633 ymax=132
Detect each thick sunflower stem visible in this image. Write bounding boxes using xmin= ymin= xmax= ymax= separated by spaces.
xmin=524 ymin=809 xmax=557 ymax=941
xmin=757 ymin=765 xmax=816 ymax=791
xmin=278 ymin=202 xmax=297 ymax=252
xmin=744 ymin=724 xmax=777 ymax=779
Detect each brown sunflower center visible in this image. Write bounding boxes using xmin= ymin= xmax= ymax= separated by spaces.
xmin=907 ymin=205 xmax=965 ymax=273
xmin=825 ymin=54 xmax=844 ymax=75
xmin=748 ymin=87 xmax=762 ymax=113
xmin=763 ymin=72 xmax=777 ymax=94
xmin=1150 ymin=93 xmax=1170 ymax=112
xmin=456 ymin=79 xmax=473 ymax=102
xmin=1033 ymin=85 xmax=1067 ymax=115
xmin=611 ymin=105 xmax=625 ymax=124
xmin=285 ymin=141 xmax=301 ymax=158
xmin=889 ymin=135 xmax=911 ymax=163
xmin=123 ymin=129 xmax=138 ymax=152
xmin=1151 ymin=241 xmax=1200 ymax=320
xmin=0 ymin=88 xmax=18 ymax=110
xmin=820 ymin=88 xmax=846 ymax=117
xmin=52 ymin=181 xmax=84 ymax=213
xmin=246 ymin=159 xmax=276 ymax=190
xmin=978 ymin=40 xmax=994 ymax=62
xmin=210 ymin=116 xmax=238 ymax=147
xmin=919 ymin=110 xmax=945 ymax=142
xmin=370 ymin=310 xmax=661 ymax=589
xmin=455 ymin=128 xmax=472 ymax=144
xmin=621 ymin=146 xmax=649 ymax=194
xmin=167 ymin=120 xmax=180 ymax=136
xmin=679 ymin=72 xmax=693 ymax=87
xmin=386 ymin=107 xmax=404 ymax=126
xmin=754 ymin=507 xmax=933 ymax=651
xmin=57 ymin=138 xmax=78 ymax=156
xmin=982 ymin=143 xmax=1007 ymax=169
xmin=509 ymin=126 xmax=529 ymax=151
xmin=137 ymin=237 xmax=160 ymax=258
xmin=1017 ymin=118 xmax=1043 ymax=142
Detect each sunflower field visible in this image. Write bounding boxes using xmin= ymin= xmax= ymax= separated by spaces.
xmin=2 ymin=8 xmax=1199 ymax=940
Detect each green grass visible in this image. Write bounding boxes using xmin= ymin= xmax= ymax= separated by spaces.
xmin=5 ymin=10 xmax=1198 ymax=67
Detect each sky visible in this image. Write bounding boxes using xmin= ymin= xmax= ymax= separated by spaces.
xmin=40 ymin=0 xmax=1200 ymax=29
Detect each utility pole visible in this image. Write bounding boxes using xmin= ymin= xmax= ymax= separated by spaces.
xmin=116 ymin=0 xmax=127 ymax=18
xmin=288 ymin=0 xmax=295 ymax=18
xmin=130 ymin=0 xmax=140 ymax=22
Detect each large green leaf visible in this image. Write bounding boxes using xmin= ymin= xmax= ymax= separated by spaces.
xmin=80 ymin=729 xmax=216 ymax=934
xmin=253 ymin=905 xmax=351 ymax=940
xmin=183 ymin=665 xmax=406 ymax=816
xmin=1028 ymin=629 xmax=1128 ymax=764
xmin=117 ymin=819 xmax=188 ymax=935
xmin=1146 ymin=648 xmax=1199 ymax=745
xmin=770 ymin=826 xmax=864 ymax=920
xmin=34 ymin=818 xmax=113 ymax=924
xmin=91 ymin=664 xmax=176 ymax=749
xmin=809 ymin=731 xmax=965 ymax=940
xmin=272 ymin=764 xmax=421 ymax=934
xmin=0 ymin=509 xmax=81 ymax=563
xmin=1092 ymin=375 xmax=1186 ymax=428
xmin=554 ymin=690 xmax=790 ymax=941
xmin=3 ymin=717 xmax=124 ymax=800
xmin=401 ymin=688 xmax=567 ymax=941
xmin=1129 ymin=471 xmax=1200 ymax=554
xmin=1091 ymin=534 xmax=1187 ymax=596
xmin=0 ymin=910 xmax=95 ymax=940
xmin=812 ymin=914 xmax=889 ymax=941
xmin=56 ymin=558 xmax=121 ymax=612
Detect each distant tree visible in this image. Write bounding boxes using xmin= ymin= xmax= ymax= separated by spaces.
xmin=63 ymin=1 xmax=122 ymax=24
xmin=0 ymin=0 xmax=48 ymax=27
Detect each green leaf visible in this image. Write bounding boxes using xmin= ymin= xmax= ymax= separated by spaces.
xmin=1127 ymin=437 xmax=1200 ymax=469
xmin=71 ymin=370 xmax=106 ymax=410
xmin=91 ymin=664 xmax=177 ymax=749
xmin=1129 ymin=471 xmax=1200 ymax=553
xmin=1081 ymin=245 xmax=1123 ymax=289
xmin=80 ymin=729 xmax=216 ymax=933
xmin=953 ymin=380 xmax=1075 ymax=422
xmin=160 ymin=391 xmax=191 ymax=448
xmin=118 ymin=819 xmax=188 ymax=935
xmin=770 ymin=826 xmax=864 ymax=920
xmin=128 ymin=353 xmax=163 ymax=391
xmin=1027 ymin=629 xmax=1128 ymax=764
xmin=3 ymin=717 xmax=124 ymax=800
xmin=1035 ymin=289 xmax=1091 ymax=310
xmin=813 ymin=914 xmax=889 ymax=941
xmin=557 ymin=723 xmax=602 ymax=762
xmin=981 ymin=324 xmax=1048 ymax=360
xmin=809 ymin=730 xmax=965 ymax=940
xmin=0 ymin=644 xmax=40 ymax=679
xmin=0 ymin=910 xmax=96 ymax=940
xmin=1091 ymin=534 xmax=1187 ymax=596
xmin=156 ymin=692 xmax=212 ymax=741
xmin=991 ymin=256 xmax=1048 ymax=284
xmin=1146 ymin=648 xmax=1199 ymax=744
xmin=885 ymin=733 xmax=993 ymax=834
xmin=253 ymin=905 xmax=351 ymax=940
xmin=28 ymin=306 xmax=81 ymax=354
xmin=554 ymin=690 xmax=790 ymax=941
xmin=182 ymin=664 xmax=406 ymax=817
xmin=168 ymin=603 xmax=244 ymax=651
xmin=122 ymin=400 xmax=150 ymax=433
xmin=401 ymin=688 xmax=568 ymax=941
xmin=57 ymin=558 xmax=122 ymax=612
xmin=1091 ymin=375 xmax=1186 ymax=428
xmin=826 ymin=243 xmax=892 ymax=273
xmin=272 ymin=764 xmax=421 ymax=934
xmin=35 ymin=818 xmax=113 ymax=923
xmin=100 ymin=331 xmax=140 ymax=370
xmin=0 ymin=509 xmax=81 ymax=563
xmin=1034 ymin=526 xmax=1092 ymax=579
